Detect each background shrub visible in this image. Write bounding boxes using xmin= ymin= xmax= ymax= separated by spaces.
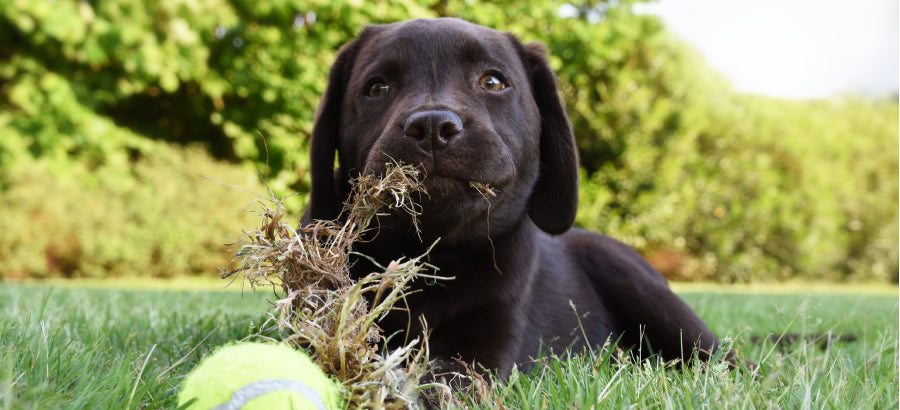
xmin=1 ymin=0 xmax=896 ymax=281
xmin=0 ymin=144 xmax=265 ymax=278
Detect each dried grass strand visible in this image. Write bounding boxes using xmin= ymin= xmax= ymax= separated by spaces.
xmin=225 ymin=161 xmax=458 ymax=409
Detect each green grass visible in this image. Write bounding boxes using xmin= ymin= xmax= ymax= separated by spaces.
xmin=460 ymin=288 xmax=899 ymax=409
xmin=1 ymin=283 xmax=896 ymax=409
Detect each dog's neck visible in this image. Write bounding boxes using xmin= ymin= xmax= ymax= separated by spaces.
xmin=351 ymin=215 xmax=544 ymax=284
xmin=352 ymin=216 xmax=545 ymax=355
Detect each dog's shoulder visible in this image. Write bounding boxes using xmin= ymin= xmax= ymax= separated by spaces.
xmin=542 ymin=227 xmax=670 ymax=288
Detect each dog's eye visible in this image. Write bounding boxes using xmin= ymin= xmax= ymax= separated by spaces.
xmin=368 ymin=82 xmax=390 ymax=97
xmin=479 ymin=74 xmax=507 ymax=92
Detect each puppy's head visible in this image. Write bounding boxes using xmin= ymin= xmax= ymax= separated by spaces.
xmin=308 ymin=18 xmax=578 ymax=242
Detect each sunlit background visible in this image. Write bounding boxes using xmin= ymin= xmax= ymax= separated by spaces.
xmin=640 ymin=0 xmax=899 ymax=99
xmin=0 ymin=0 xmax=896 ymax=284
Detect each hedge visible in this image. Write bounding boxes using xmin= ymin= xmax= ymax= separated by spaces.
xmin=1 ymin=0 xmax=896 ymax=281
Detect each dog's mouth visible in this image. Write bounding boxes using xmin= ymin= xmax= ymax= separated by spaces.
xmin=420 ymin=172 xmax=506 ymax=201
xmin=362 ymin=155 xmax=517 ymax=238
xmin=362 ymin=166 xmax=523 ymax=241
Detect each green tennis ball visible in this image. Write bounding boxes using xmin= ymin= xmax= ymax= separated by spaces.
xmin=178 ymin=342 xmax=343 ymax=410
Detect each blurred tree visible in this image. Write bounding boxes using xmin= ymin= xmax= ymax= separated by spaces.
xmin=0 ymin=0 xmax=896 ymax=281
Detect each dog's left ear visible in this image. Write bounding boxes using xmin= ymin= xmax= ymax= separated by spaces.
xmin=305 ymin=34 xmax=369 ymax=224
xmin=519 ymin=40 xmax=579 ymax=234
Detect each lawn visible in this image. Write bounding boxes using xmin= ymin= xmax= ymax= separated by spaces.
xmin=1 ymin=282 xmax=896 ymax=409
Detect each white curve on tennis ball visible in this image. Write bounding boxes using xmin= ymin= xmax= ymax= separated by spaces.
xmin=208 ymin=378 xmax=327 ymax=410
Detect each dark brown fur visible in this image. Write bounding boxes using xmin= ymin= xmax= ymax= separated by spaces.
xmin=305 ymin=18 xmax=736 ymax=378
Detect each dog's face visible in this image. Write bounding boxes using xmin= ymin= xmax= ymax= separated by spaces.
xmin=340 ymin=19 xmax=542 ymax=237
xmin=309 ymin=18 xmax=579 ymax=242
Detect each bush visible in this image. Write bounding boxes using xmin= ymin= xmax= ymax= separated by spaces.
xmin=0 ymin=144 xmax=268 ymax=278
xmin=1 ymin=0 xmax=896 ymax=282
xmin=577 ymin=95 xmax=899 ymax=283
xmin=0 ymin=0 xmax=436 ymax=199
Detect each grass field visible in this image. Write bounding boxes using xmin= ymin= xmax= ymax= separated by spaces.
xmin=1 ymin=282 xmax=896 ymax=409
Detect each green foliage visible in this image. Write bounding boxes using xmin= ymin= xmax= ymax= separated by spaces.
xmin=0 ymin=0 xmax=896 ymax=281
xmin=577 ymin=95 xmax=899 ymax=283
xmin=0 ymin=0 xmax=435 ymax=194
xmin=0 ymin=145 xmax=267 ymax=278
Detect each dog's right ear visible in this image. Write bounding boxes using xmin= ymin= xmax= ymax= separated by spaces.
xmin=305 ymin=35 xmax=367 ymax=224
xmin=518 ymin=41 xmax=579 ymax=235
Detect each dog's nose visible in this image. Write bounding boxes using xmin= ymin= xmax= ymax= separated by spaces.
xmin=403 ymin=110 xmax=463 ymax=152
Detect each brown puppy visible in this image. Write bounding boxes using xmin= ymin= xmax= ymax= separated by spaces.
xmin=305 ymin=18 xmax=735 ymax=378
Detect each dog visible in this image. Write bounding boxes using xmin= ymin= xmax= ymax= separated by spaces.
xmin=304 ymin=18 xmax=738 ymax=378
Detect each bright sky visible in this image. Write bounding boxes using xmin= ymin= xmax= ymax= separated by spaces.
xmin=636 ymin=0 xmax=900 ymax=99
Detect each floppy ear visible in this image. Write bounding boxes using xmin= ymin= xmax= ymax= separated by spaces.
xmin=520 ymin=41 xmax=579 ymax=234
xmin=306 ymin=36 xmax=366 ymax=223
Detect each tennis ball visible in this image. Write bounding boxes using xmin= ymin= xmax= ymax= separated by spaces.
xmin=178 ymin=342 xmax=343 ymax=410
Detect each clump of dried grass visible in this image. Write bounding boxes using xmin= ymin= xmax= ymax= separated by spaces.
xmin=224 ymin=161 xmax=452 ymax=408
